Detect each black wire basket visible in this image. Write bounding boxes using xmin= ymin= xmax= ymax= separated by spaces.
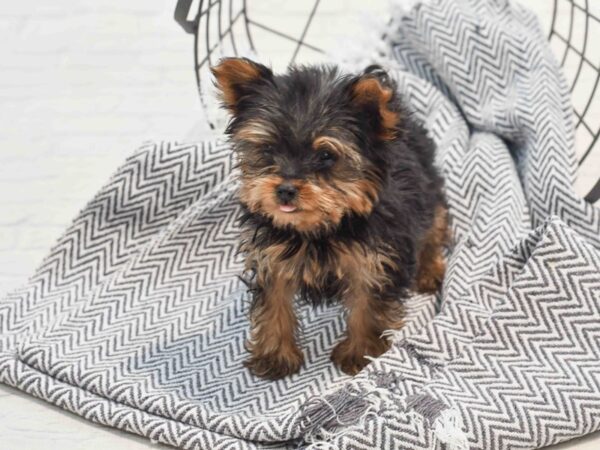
xmin=174 ymin=0 xmax=599 ymax=203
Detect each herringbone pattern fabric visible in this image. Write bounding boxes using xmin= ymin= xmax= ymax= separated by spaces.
xmin=1 ymin=0 xmax=599 ymax=448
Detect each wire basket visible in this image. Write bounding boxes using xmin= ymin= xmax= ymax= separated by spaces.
xmin=174 ymin=0 xmax=599 ymax=203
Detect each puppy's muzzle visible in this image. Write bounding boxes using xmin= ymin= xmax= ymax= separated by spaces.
xmin=276 ymin=183 xmax=297 ymax=204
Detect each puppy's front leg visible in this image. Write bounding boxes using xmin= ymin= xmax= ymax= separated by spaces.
xmin=244 ymin=272 xmax=304 ymax=379
xmin=331 ymin=285 xmax=404 ymax=375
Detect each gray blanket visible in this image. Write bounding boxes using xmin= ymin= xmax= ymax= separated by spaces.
xmin=1 ymin=0 xmax=599 ymax=448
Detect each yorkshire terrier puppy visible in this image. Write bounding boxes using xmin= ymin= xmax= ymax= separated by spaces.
xmin=212 ymin=58 xmax=448 ymax=379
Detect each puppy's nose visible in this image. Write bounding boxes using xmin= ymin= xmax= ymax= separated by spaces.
xmin=276 ymin=183 xmax=298 ymax=203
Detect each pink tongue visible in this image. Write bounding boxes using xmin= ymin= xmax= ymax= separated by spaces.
xmin=279 ymin=204 xmax=297 ymax=213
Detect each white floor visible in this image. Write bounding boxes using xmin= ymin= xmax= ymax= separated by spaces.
xmin=0 ymin=0 xmax=598 ymax=448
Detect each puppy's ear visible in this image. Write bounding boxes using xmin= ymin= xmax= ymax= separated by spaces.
xmin=211 ymin=58 xmax=273 ymax=113
xmin=350 ymin=70 xmax=399 ymax=141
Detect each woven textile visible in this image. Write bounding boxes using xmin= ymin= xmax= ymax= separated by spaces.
xmin=1 ymin=0 xmax=599 ymax=448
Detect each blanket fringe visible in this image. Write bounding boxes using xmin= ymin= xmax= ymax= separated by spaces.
xmin=407 ymin=393 xmax=469 ymax=450
xmin=300 ymin=383 xmax=380 ymax=449
xmin=431 ymin=409 xmax=469 ymax=450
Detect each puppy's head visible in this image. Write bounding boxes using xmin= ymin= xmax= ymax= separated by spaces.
xmin=212 ymin=58 xmax=401 ymax=234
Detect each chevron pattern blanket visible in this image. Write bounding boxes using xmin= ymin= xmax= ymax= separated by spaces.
xmin=2 ymin=0 xmax=600 ymax=448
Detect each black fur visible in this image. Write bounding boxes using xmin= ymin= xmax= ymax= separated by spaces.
xmin=223 ymin=61 xmax=445 ymax=305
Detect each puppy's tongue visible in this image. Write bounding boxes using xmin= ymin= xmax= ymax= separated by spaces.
xmin=279 ymin=204 xmax=297 ymax=213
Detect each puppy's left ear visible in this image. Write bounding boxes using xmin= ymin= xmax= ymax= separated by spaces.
xmin=211 ymin=57 xmax=273 ymax=113
xmin=350 ymin=69 xmax=399 ymax=141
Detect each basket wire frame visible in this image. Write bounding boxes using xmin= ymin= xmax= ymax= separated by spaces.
xmin=175 ymin=0 xmax=323 ymax=132
xmin=549 ymin=0 xmax=600 ymax=166
xmin=174 ymin=0 xmax=599 ymax=203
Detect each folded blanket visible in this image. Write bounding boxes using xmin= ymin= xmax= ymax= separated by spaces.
xmin=1 ymin=0 xmax=599 ymax=449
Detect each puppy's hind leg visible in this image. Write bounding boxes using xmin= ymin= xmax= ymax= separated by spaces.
xmin=414 ymin=205 xmax=449 ymax=294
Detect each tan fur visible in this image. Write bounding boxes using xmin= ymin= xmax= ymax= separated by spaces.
xmin=244 ymin=204 xmax=448 ymax=377
xmin=239 ymin=174 xmax=379 ymax=233
xmin=244 ymin=271 xmax=303 ymax=379
xmin=334 ymin=178 xmax=379 ymax=216
xmin=330 ymin=289 xmax=404 ymax=375
xmin=329 ymin=244 xmax=404 ymax=374
xmin=243 ymin=239 xmax=400 ymax=300
xmin=313 ymin=136 xmax=362 ymax=166
xmin=352 ymin=77 xmax=400 ymax=140
xmin=235 ymin=120 xmax=276 ymax=145
xmin=414 ymin=205 xmax=449 ymax=293
xmin=214 ymin=59 xmax=443 ymax=379
xmin=244 ymin=237 xmax=404 ymax=376
xmin=211 ymin=59 xmax=262 ymax=111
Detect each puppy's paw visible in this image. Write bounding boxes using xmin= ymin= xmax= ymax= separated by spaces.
xmin=244 ymin=346 xmax=304 ymax=380
xmin=331 ymin=337 xmax=390 ymax=376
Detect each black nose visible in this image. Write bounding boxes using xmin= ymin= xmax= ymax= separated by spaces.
xmin=276 ymin=183 xmax=298 ymax=203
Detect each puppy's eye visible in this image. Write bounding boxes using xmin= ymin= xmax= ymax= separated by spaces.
xmin=317 ymin=150 xmax=336 ymax=163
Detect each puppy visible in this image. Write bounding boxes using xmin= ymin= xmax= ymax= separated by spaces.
xmin=212 ymin=58 xmax=448 ymax=379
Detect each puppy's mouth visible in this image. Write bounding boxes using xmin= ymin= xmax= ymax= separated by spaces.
xmin=279 ymin=204 xmax=298 ymax=213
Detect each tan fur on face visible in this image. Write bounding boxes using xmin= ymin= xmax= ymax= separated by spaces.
xmin=334 ymin=179 xmax=379 ymax=216
xmin=313 ymin=136 xmax=362 ymax=166
xmin=235 ymin=120 xmax=276 ymax=145
xmin=239 ymin=173 xmax=379 ymax=233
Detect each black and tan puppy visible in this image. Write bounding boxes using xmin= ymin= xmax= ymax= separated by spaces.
xmin=212 ymin=58 xmax=448 ymax=379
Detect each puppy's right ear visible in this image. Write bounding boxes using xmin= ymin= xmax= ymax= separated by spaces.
xmin=211 ymin=58 xmax=273 ymax=113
